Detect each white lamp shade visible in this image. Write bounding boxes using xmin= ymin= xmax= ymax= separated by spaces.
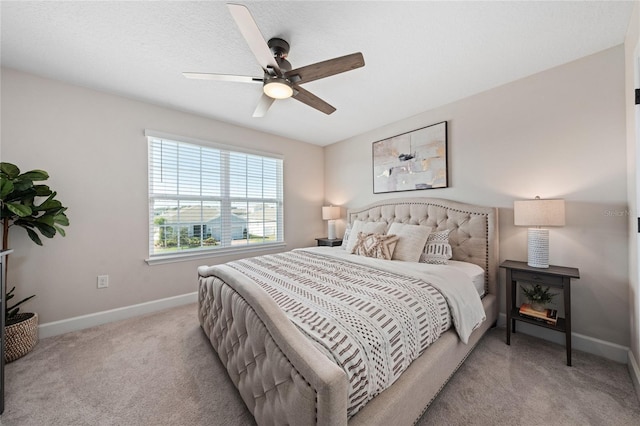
xmin=322 ymin=206 xmax=341 ymax=220
xmin=514 ymin=199 xmax=565 ymax=227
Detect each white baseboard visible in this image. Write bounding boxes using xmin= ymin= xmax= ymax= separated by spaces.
xmin=38 ymin=292 xmax=198 ymax=339
xmin=497 ymin=313 xmax=629 ymax=364
xmin=37 ymin=302 xmax=636 ymax=373
xmin=629 ymin=349 xmax=640 ymax=403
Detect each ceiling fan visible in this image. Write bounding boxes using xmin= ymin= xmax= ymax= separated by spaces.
xmin=183 ymin=3 xmax=365 ymax=117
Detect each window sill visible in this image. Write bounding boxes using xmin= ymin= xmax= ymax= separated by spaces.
xmin=145 ymin=242 xmax=287 ymax=266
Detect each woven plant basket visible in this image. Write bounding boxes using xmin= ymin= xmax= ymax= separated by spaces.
xmin=5 ymin=312 xmax=38 ymax=363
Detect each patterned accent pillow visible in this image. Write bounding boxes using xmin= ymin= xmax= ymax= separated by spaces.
xmin=351 ymin=232 xmax=399 ymax=260
xmin=420 ymin=229 xmax=453 ymax=264
xmin=345 ymin=220 xmax=388 ymax=253
xmin=387 ymin=222 xmax=432 ymax=262
xmin=341 ymin=223 xmax=352 ymax=250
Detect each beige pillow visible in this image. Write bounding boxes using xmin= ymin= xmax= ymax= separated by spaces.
xmin=351 ymin=232 xmax=399 ymax=260
xmin=387 ymin=222 xmax=432 ymax=262
xmin=345 ymin=220 xmax=388 ymax=253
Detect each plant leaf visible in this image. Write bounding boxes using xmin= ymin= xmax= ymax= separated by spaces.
xmin=6 ymin=294 xmax=35 ymax=312
xmin=0 ymin=162 xmax=20 ymax=179
xmin=32 ymin=222 xmax=56 ymax=238
xmin=12 ymin=178 xmax=34 ymax=192
xmin=19 ymin=170 xmax=49 ymax=181
xmin=7 ymin=307 xmax=19 ymax=319
xmin=0 ymin=177 xmax=14 ymax=200
xmin=36 ymin=214 xmax=55 ymax=227
xmin=33 ymin=184 xmax=52 ymax=196
xmin=6 ymin=202 xmax=32 ymax=217
xmin=25 ymin=227 xmax=43 ymax=245
xmin=54 ymin=225 xmax=66 ymax=237
xmin=36 ymin=199 xmax=62 ymax=211
xmin=14 ymin=219 xmax=36 ymax=228
xmin=4 ymin=188 xmax=36 ymax=203
xmin=53 ymin=213 xmax=69 ymax=226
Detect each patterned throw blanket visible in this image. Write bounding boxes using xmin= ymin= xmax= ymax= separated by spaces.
xmin=226 ymin=250 xmax=451 ymax=417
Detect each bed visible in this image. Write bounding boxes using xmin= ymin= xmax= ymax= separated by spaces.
xmin=198 ymin=197 xmax=499 ymax=425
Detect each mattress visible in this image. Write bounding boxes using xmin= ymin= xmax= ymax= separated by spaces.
xmin=447 ymin=260 xmax=486 ymax=297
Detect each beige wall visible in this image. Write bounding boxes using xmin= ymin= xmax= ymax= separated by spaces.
xmin=0 ymin=45 xmax=632 ymax=351
xmin=625 ymin=1 xmax=640 ymax=379
xmin=325 ymin=46 xmax=629 ymax=346
xmin=0 ymin=68 xmax=325 ymax=323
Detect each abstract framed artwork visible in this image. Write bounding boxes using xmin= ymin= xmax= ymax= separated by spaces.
xmin=372 ymin=121 xmax=448 ymax=194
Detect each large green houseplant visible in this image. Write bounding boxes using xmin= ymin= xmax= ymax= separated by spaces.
xmin=0 ymin=162 xmax=69 ymax=361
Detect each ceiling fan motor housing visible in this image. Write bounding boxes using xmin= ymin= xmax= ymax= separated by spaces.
xmin=268 ymin=38 xmax=292 ymax=72
xmin=268 ymin=38 xmax=290 ymax=58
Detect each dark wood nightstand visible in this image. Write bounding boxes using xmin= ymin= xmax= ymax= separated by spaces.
xmin=316 ymin=238 xmax=343 ymax=247
xmin=500 ymin=260 xmax=580 ymax=366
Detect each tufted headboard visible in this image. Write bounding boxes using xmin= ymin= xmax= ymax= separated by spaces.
xmin=347 ymin=197 xmax=499 ymax=300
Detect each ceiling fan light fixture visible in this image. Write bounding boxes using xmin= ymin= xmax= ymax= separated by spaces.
xmin=263 ymin=78 xmax=293 ymax=99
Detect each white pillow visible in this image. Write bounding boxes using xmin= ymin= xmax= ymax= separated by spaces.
xmin=420 ymin=229 xmax=453 ymax=264
xmin=345 ymin=220 xmax=388 ymax=253
xmin=387 ymin=222 xmax=432 ymax=262
xmin=341 ymin=223 xmax=352 ymax=250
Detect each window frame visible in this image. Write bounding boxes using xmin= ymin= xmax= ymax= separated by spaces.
xmin=145 ymin=130 xmax=285 ymax=265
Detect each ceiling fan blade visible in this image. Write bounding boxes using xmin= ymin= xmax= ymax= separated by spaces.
xmin=227 ymin=3 xmax=281 ymax=74
xmin=292 ymin=86 xmax=336 ymax=115
xmin=253 ymin=93 xmax=276 ymax=118
xmin=182 ymin=72 xmax=263 ymax=83
xmin=285 ymin=52 xmax=365 ymax=85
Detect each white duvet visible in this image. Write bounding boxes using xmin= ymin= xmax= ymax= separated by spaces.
xmin=301 ymin=246 xmax=486 ymax=344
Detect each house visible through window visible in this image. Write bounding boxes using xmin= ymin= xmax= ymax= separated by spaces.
xmin=146 ymin=131 xmax=284 ymax=259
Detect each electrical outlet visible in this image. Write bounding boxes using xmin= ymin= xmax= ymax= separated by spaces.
xmin=97 ymin=275 xmax=109 ymax=289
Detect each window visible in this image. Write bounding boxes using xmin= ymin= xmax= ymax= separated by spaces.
xmin=146 ymin=131 xmax=284 ymax=261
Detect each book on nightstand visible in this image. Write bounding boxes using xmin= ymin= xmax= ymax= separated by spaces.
xmin=519 ymin=303 xmax=558 ymax=325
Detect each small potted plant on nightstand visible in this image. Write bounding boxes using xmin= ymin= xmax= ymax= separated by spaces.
xmin=522 ymin=284 xmax=555 ymax=312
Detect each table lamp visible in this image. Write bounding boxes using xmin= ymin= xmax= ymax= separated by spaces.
xmin=322 ymin=206 xmax=341 ymax=240
xmin=514 ymin=196 xmax=565 ymax=268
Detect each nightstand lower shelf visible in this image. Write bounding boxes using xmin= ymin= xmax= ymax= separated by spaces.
xmin=510 ymin=308 xmax=566 ymax=332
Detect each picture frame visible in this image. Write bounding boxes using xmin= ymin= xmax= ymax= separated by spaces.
xmin=372 ymin=121 xmax=448 ymax=194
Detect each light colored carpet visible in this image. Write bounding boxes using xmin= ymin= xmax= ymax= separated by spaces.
xmin=418 ymin=327 xmax=640 ymax=425
xmin=0 ymin=303 xmax=638 ymax=425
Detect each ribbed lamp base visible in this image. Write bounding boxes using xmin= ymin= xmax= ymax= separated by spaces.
xmin=327 ymin=220 xmax=336 ymax=240
xmin=527 ymin=228 xmax=549 ymax=268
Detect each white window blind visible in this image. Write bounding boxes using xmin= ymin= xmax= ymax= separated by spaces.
xmin=147 ymin=132 xmax=284 ymax=260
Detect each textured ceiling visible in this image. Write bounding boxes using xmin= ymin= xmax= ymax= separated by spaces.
xmin=0 ymin=1 xmax=634 ymax=146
